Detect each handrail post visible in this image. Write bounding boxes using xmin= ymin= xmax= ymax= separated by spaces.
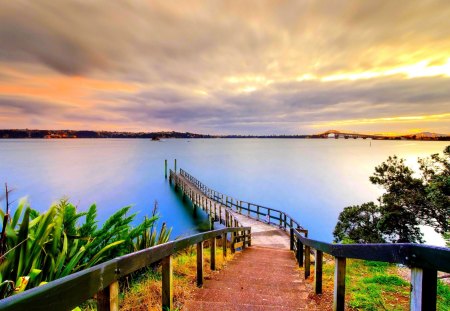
xmin=290 ymin=228 xmax=294 ymax=251
xmin=164 ymin=159 xmax=167 ymax=179
xmin=210 ymin=237 xmax=216 ymax=271
xmin=247 ymin=202 xmax=250 ymax=216
xmin=97 ymin=281 xmax=119 ymax=311
xmin=304 ymin=246 xmax=311 ymax=279
xmin=162 ymin=255 xmax=173 ymax=310
xmin=247 ymin=229 xmax=251 ymax=247
xmin=296 ymin=237 xmax=303 ymax=267
xmin=231 ymin=232 xmax=236 ymax=253
xmin=333 ymin=257 xmax=346 ymax=311
xmin=197 ymin=242 xmax=204 ymax=287
xmin=410 ymin=267 xmax=437 ymax=311
xmin=315 ymin=250 xmax=323 ymax=294
xmin=257 ymin=206 xmax=260 ymax=220
xmin=222 ymin=232 xmax=227 ymax=258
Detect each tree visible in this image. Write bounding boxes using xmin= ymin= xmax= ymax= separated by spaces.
xmin=333 ymin=146 xmax=450 ymax=244
xmin=333 ymin=202 xmax=384 ymax=243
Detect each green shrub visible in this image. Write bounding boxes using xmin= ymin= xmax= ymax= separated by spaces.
xmin=0 ymin=198 xmax=171 ymax=298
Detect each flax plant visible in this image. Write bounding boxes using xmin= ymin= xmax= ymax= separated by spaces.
xmin=0 ymin=195 xmax=171 ymax=299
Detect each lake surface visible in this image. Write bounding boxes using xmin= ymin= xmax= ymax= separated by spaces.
xmin=0 ymin=139 xmax=448 ymax=245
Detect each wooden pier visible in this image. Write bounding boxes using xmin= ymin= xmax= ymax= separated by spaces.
xmin=170 ymin=168 xmax=450 ymax=311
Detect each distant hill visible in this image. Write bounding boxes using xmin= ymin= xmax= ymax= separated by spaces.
xmin=404 ymin=132 xmax=449 ymax=138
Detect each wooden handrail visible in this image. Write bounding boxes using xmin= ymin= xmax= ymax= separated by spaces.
xmin=170 ymin=170 xmax=247 ymax=233
xmin=174 ymin=167 xmax=450 ymax=311
xmin=178 ymin=169 xmax=304 ymax=231
xmin=290 ymin=228 xmax=450 ymax=311
xmin=0 ymin=226 xmax=251 ymax=311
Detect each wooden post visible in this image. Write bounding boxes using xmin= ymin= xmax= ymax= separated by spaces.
xmin=284 ymin=214 xmax=287 ymax=229
xmin=197 ymin=242 xmax=203 ymax=287
xmin=305 ymin=246 xmax=311 ymax=279
xmin=296 ymin=238 xmax=303 ymax=267
xmin=267 ymin=209 xmax=271 ymax=224
xmin=162 ymin=255 xmax=173 ymax=310
xmin=97 ymin=281 xmax=119 ymax=311
xmin=164 ymin=159 xmax=167 ymax=179
xmin=219 ymin=205 xmax=222 ymax=223
xmin=174 ymin=159 xmax=177 ymax=173
xmin=279 ymin=211 xmax=282 ymax=227
xmin=290 ymin=228 xmax=294 ymax=251
xmin=257 ymin=206 xmax=260 ymax=220
xmin=315 ymin=250 xmax=323 ymax=294
xmin=210 ymin=237 xmax=216 ymax=270
xmin=231 ymin=233 xmax=235 ymax=253
xmin=222 ymin=233 xmax=227 ymax=258
xmin=410 ymin=267 xmax=437 ymax=311
xmin=333 ymin=257 xmax=346 ymax=311
xmin=247 ymin=229 xmax=251 ymax=246
xmin=248 ymin=202 xmax=250 ymax=216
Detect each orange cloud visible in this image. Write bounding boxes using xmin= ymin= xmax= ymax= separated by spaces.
xmin=0 ymin=66 xmax=139 ymax=108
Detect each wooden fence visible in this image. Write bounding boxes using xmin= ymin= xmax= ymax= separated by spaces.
xmin=177 ymin=168 xmax=450 ymax=311
xmin=179 ymin=169 xmax=303 ymax=231
xmin=0 ymin=226 xmax=251 ymax=311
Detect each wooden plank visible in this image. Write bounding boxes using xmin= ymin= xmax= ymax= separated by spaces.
xmin=162 ymin=255 xmax=173 ymax=310
xmin=210 ymin=237 xmax=216 ymax=271
xmin=333 ymin=257 xmax=346 ymax=311
xmin=197 ymin=242 xmax=204 ymax=287
xmin=410 ymin=267 xmax=437 ymax=311
xmin=315 ymin=250 xmax=323 ymax=294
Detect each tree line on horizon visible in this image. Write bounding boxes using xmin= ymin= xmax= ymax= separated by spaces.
xmin=1 ymin=129 xmax=449 ymax=140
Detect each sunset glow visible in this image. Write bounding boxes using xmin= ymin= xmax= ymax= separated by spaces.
xmin=0 ymin=1 xmax=449 ymax=134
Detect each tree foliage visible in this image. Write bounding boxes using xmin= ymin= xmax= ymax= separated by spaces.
xmin=334 ymin=146 xmax=450 ymax=244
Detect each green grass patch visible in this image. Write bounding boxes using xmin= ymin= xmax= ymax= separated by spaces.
xmin=437 ymin=280 xmax=450 ymax=311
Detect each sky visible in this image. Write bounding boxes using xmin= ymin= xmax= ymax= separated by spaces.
xmin=0 ymin=0 xmax=449 ymax=135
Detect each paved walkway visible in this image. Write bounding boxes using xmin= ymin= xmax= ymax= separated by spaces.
xmin=184 ymin=246 xmax=316 ymax=310
xmin=175 ymin=173 xmax=315 ymax=310
xmin=233 ymin=213 xmax=290 ymax=249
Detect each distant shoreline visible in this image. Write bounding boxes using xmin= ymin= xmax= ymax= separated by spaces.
xmin=0 ymin=129 xmax=449 ymax=141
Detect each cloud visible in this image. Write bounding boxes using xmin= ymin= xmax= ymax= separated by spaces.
xmin=0 ymin=1 xmax=450 ymax=133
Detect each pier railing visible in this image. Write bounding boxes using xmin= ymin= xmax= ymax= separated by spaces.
xmin=291 ymin=228 xmax=450 ymax=311
xmin=179 ymin=168 xmax=304 ymax=232
xmin=176 ymin=168 xmax=450 ymax=311
xmin=0 ymin=226 xmax=251 ymax=311
xmin=170 ymin=169 xmax=251 ymax=252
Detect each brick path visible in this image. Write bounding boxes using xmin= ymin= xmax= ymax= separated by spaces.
xmin=183 ymin=246 xmax=320 ymax=310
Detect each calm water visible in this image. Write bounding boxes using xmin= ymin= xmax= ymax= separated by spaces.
xmin=0 ymin=139 xmax=448 ymax=244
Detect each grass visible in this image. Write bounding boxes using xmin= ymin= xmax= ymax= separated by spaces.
xmin=302 ymin=255 xmax=450 ymax=311
xmin=120 ymin=240 xmax=233 ymax=311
